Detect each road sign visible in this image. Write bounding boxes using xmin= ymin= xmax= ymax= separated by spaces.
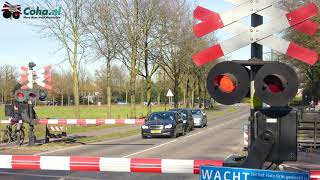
xmin=200 ymin=166 xmax=310 ymax=180
xmin=166 ymin=89 xmax=174 ymax=97
xmin=193 ymin=1 xmax=319 ymax=66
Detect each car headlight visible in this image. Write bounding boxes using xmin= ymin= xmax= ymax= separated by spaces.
xmin=165 ymin=124 xmax=173 ymax=129
xmin=141 ymin=125 xmax=149 ymax=129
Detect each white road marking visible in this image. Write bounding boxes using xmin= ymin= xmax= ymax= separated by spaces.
xmin=123 ymin=113 xmax=248 ymax=158
xmin=282 ymin=164 xmax=309 ymax=172
xmin=122 ymin=139 xmax=178 ymax=158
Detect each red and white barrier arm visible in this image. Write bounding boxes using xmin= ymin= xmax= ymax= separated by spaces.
xmin=0 ymin=119 xmax=146 ymax=125
xmin=0 ymin=155 xmax=223 ymax=174
xmin=0 ymin=155 xmax=318 ymax=176
xmin=311 ymin=170 xmax=320 ymax=180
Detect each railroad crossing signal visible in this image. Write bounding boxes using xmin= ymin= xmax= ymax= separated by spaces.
xmin=19 ymin=65 xmax=52 ymax=90
xmin=20 ymin=66 xmax=33 ymax=90
xmin=14 ymin=89 xmax=48 ymax=103
xmin=35 ymin=65 xmax=52 ymax=90
xmin=193 ymin=1 xmax=319 ymax=66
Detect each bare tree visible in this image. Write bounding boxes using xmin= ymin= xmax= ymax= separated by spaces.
xmin=84 ymin=0 xmax=117 ymax=117
xmin=0 ymin=65 xmax=17 ymax=104
xmin=112 ymin=0 xmax=144 ymax=118
xmin=157 ymin=0 xmax=193 ymax=107
xmin=30 ymin=0 xmax=88 ymax=118
xmin=136 ymin=1 xmax=163 ymax=113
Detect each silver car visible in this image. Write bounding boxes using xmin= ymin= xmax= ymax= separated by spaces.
xmin=191 ymin=109 xmax=207 ymax=128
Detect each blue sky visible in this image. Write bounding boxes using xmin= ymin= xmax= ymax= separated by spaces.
xmin=0 ymin=0 xmax=269 ymax=72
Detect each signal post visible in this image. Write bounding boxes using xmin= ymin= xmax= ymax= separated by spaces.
xmin=14 ymin=62 xmax=51 ymax=146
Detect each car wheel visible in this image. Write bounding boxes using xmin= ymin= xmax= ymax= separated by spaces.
xmin=181 ymin=128 xmax=185 ymax=136
xmin=141 ymin=135 xmax=147 ymax=139
xmin=186 ymin=125 xmax=190 ymax=133
xmin=171 ymin=130 xmax=177 ymax=138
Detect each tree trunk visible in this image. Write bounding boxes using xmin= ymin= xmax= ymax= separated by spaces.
xmin=157 ymin=91 xmax=160 ymax=105
xmin=87 ymin=92 xmax=90 ymax=106
xmin=1 ymin=89 xmax=3 ymax=105
xmin=125 ymin=90 xmax=128 ymax=104
xmin=191 ymin=89 xmax=195 ymax=108
xmin=72 ymin=33 xmax=80 ymax=118
xmin=106 ymin=60 xmax=112 ymax=118
xmin=146 ymin=77 xmax=152 ymax=113
xmin=73 ymin=61 xmax=80 ymax=118
xmin=183 ymin=89 xmax=186 ymax=108
xmin=4 ymin=89 xmax=7 ymax=104
xmin=129 ymin=68 xmax=137 ymax=118
xmin=186 ymin=79 xmax=190 ymax=108
xmin=61 ymin=93 xmax=64 ymax=106
xmin=173 ymin=78 xmax=179 ymax=108
xmin=68 ymin=94 xmax=71 ymax=106
xmin=140 ymin=90 xmax=144 ymax=105
xmin=198 ymin=79 xmax=202 ymax=108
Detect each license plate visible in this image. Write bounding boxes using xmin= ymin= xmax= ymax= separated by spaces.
xmin=151 ymin=130 xmax=161 ymax=134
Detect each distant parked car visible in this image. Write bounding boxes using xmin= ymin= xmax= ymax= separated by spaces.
xmin=117 ymin=101 xmax=128 ymax=105
xmin=141 ymin=111 xmax=185 ymax=138
xmin=169 ymin=108 xmax=194 ymax=132
xmin=47 ymin=101 xmax=60 ymax=106
xmin=191 ymin=108 xmax=207 ymax=128
xmin=143 ymin=102 xmax=155 ymax=106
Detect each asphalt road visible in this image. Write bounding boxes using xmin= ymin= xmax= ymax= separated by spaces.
xmin=0 ymin=105 xmax=250 ymax=180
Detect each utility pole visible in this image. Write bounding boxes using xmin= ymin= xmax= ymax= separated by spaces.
xmin=28 ymin=62 xmax=36 ymax=146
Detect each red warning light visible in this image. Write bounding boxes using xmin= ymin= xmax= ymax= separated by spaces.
xmin=214 ymin=75 xmax=236 ymax=93
xmin=264 ymin=75 xmax=284 ymax=93
xmin=17 ymin=92 xmax=24 ymax=98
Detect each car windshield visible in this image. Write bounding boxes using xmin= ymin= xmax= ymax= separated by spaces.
xmin=149 ymin=112 xmax=175 ymax=122
xmin=191 ymin=109 xmax=202 ymax=115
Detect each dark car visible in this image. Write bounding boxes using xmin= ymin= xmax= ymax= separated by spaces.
xmin=191 ymin=108 xmax=207 ymax=128
xmin=141 ymin=111 xmax=185 ymax=138
xmin=169 ymin=108 xmax=194 ymax=132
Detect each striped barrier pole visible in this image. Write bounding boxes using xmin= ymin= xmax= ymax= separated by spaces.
xmin=0 ymin=155 xmax=318 ymax=177
xmin=0 ymin=119 xmax=146 ymax=125
xmin=311 ymin=170 xmax=320 ymax=180
xmin=243 ymin=124 xmax=250 ymax=151
xmin=0 ymin=155 xmax=222 ymax=174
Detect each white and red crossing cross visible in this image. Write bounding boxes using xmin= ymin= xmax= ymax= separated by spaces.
xmin=20 ymin=65 xmax=52 ymax=90
xmin=193 ymin=0 xmax=319 ymax=66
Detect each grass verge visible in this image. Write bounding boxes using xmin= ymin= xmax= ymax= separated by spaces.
xmin=0 ymin=129 xmax=140 ymax=155
xmin=206 ymin=106 xmax=238 ymax=119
